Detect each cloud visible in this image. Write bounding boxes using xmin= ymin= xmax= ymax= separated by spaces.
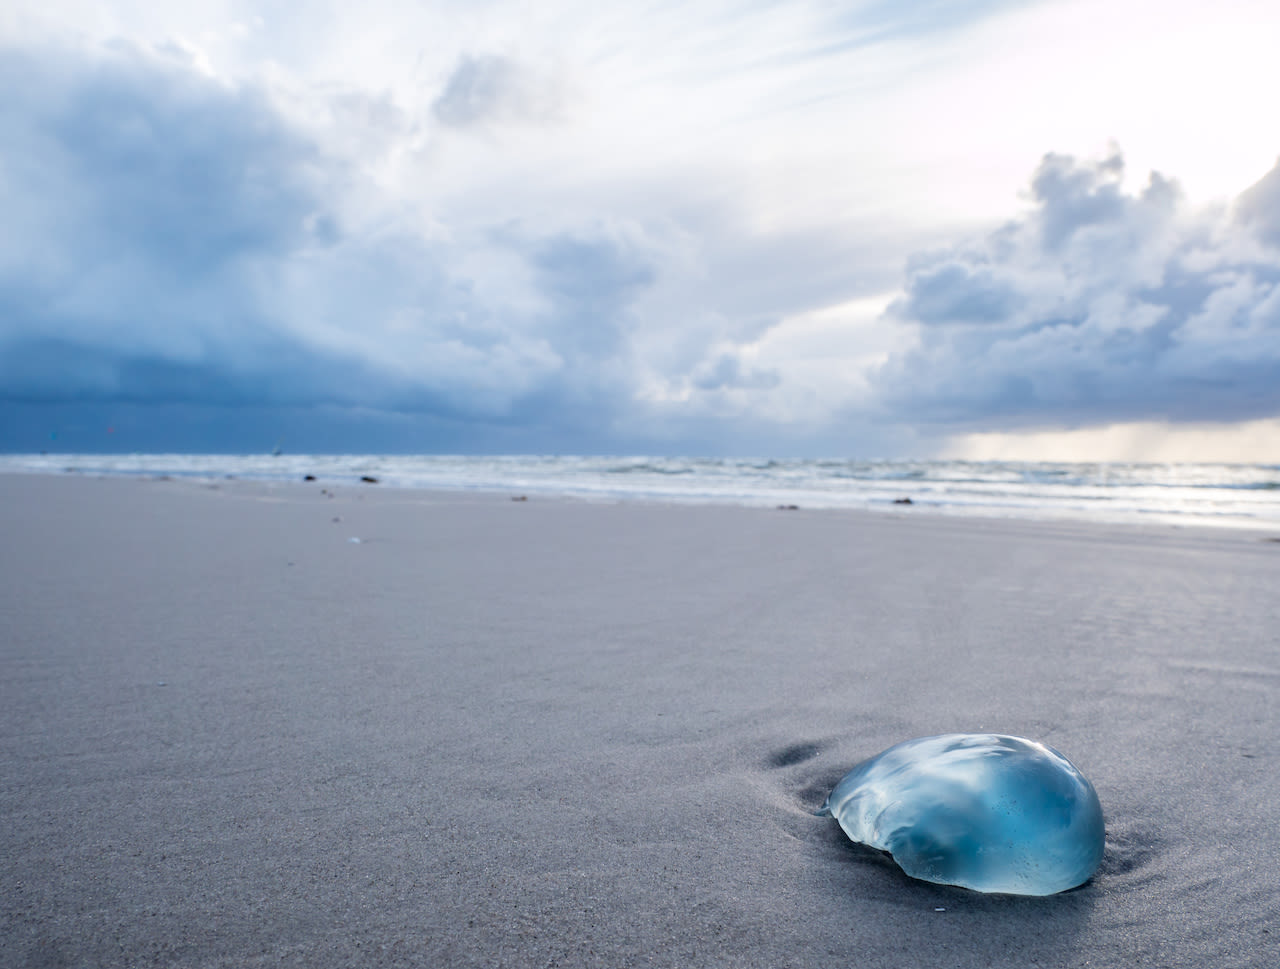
xmin=5 ymin=8 xmax=1279 ymax=458
xmin=0 ymin=35 xmax=913 ymax=455
xmin=4 ymin=37 xmax=873 ymax=455
xmin=1236 ymin=158 xmax=1280 ymax=248
xmin=691 ymin=353 xmax=781 ymax=392
xmin=898 ymin=260 xmax=1022 ymax=324
xmin=529 ymin=233 xmax=654 ymax=360
xmin=0 ymin=41 xmax=657 ymax=441
xmin=432 ymin=54 xmax=564 ymax=128
xmin=876 ymin=150 xmax=1280 ymax=428
xmin=0 ymin=42 xmax=332 ymax=361
xmin=0 ymin=46 xmax=325 ymax=267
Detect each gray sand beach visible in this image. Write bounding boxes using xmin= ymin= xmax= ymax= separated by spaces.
xmin=3 ymin=473 xmax=1279 ymax=968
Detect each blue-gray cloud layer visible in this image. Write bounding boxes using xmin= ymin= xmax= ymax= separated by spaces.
xmin=0 ymin=42 xmax=659 ymax=449
xmin=3 ymin=37 xmax=1280 ymax=455
xmin=432 ymin=54 xmax=560 ymax=128
xmin=877 ymin=150 xmax=1280 ymax=428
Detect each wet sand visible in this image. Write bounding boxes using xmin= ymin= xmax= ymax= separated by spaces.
xmin=2 ymin=473 xmax=1278 ymax=968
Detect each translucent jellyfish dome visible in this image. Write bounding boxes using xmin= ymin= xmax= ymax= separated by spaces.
xmin=820 ymin=734 xmax=1105 ymax=896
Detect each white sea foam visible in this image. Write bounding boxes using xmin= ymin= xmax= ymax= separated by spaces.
xmin=2 ymin=453 xmax=1278 ymax=529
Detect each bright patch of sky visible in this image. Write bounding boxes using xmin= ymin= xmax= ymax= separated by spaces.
xmin=2 ymin=0 xmax=1278 ymax=458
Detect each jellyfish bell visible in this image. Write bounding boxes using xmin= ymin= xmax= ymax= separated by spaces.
xmin=820 ymin=734 xmax=1105 ymax=896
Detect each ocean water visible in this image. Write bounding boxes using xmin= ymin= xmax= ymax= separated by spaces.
xmin=2 ymin=453 xmax=1278 ymax=530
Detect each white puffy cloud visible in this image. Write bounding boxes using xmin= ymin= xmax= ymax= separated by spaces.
xmin=876 ymin=150 xmax=1280 ymax=428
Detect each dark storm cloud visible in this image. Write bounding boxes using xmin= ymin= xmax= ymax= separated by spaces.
xmin=877 ymin=151 xmax=1280 ymax=427
xmin=0 ymin=334 xmax=459 ymax=416
xmin=691 ymin=353 xmax=780 ymax=392
xmin=530 ymin=234 xmax=654 ymax=359
xmin=0 ymin=44 xmax=325 ymax=276
xmin=0 ymin=42 xmax=338 ymax=399
xmin=0 ymin=41 xmax=655 ymax=447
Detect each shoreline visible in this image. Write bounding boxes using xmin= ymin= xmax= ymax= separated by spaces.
xmin=4 ymin=466 xmax=1279 ymax=544
xmin=3 ymin=452 xmax=1279 ymax=535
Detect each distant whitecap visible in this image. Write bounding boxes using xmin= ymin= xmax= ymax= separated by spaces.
xmin=819 ymin=734 xmax=1104 ymax=896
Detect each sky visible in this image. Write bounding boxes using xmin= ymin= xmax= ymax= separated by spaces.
xmin=2 ymin=0 xmax=1279 ymax=459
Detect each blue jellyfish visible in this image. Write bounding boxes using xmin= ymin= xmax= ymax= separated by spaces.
xmin=820 ymin=734 xmax=1105 ymax=895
